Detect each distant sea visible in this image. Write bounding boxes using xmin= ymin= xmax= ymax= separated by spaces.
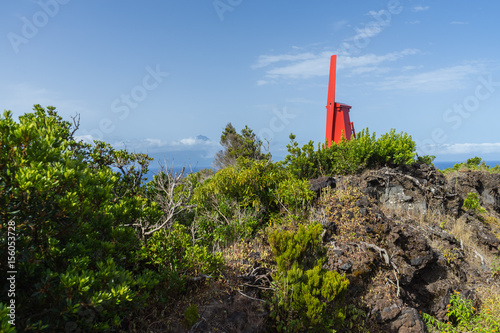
xmin=144 ymin=165 xmax=212 ymax=181
xmin=433 ymin=160 xmax=500 ymax=170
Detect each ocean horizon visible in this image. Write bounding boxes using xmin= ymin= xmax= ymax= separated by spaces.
xmin=141 ymin=160 xmax=500 ymax=182
xmin=433 ymin=160 xmax=500 ymax=170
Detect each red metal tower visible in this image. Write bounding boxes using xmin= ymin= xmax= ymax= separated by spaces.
xmin=325 ymin=55 xmax=356 ymax=147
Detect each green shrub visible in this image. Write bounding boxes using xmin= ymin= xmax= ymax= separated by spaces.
xmin=0 ymin=106 xmax=160 ymax=331
xmin=192 ymin=158 xmax=314 ymax=247
xmin=416 ymin=154 xmax=436 ymax=166
xmin=373 ymin=129 xmax=416 ymax=166
xmin=139 ymin=222 xmax=224 ymax=277
xmin=268 ymin=224 xmax=349 ymax=332
xmin=422 ymin=291 xmax=500 ymax=332
xmin=463 ymin=192 xmax=486 ymax=214
xmin=466 ymin=156 xmax=483 ymax=167
xmin=282 ymin=128 xmax=418 ymax=179
xmin=33 ymin=257 xmax=158 ymax=331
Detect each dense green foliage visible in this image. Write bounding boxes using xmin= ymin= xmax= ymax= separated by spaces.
xmin=268 ymin=223 xmax=349 ymax=332
xmin=0 ymin=108 xmax=318 ymax=331
xmin=0 ymin=106 xmax=163 ymax=331
xmin=283 ymin=128 xmax=426 ymax=179
xmin=192 ymin=158 xmax=314 ymax=247
xmin=139 ymin=222 xmax=224 ymax=277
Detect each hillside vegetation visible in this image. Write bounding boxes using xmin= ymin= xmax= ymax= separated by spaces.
xmin=1 ymin=106 xmax=499 ymax=332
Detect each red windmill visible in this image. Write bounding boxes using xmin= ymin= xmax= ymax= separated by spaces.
xmin=325 ymin=55 xmax=356 ymax=147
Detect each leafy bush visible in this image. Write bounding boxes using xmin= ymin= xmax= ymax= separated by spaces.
xmin=0 ymin=106 xmax=160 ymax=331
xmin=283 ymin=128 xmax=421 ymax=179
xmin=415 ymin=154 xmax=436 ymax=166
xmin=192 ymin=158 xmax=314 ymax=247
xmin=33 ymin=257 xmax=159 ymax=331
xmin=373 ymin=129 xmax=416 ymax=166
xmin=139 ymin=222 xmax=224 ymax=277
xmin=422 ymin=290 xmax=500 ymax=333
xmin=268 ymin=223 xmax=349 ymax=332
xmin=463 ymin=192 xmax=487 ymax=214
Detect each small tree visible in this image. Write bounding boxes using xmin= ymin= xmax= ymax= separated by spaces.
xmin=213 ymin=123 xmax=270 ymax=169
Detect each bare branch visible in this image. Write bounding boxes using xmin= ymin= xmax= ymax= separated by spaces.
xmin=237 ymin=290 xmax=265 ymax=303
xmin=69 ymin=113 xmax=80 ymax=139
xmin=137 ymin=162 xmax=196 ymax=239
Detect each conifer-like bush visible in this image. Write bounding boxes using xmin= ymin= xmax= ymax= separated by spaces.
xmin=268 ymin=223 xmax=349 ymax=332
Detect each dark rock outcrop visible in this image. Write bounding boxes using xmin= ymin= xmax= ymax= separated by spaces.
xmin=310 ymin=176 xmax=336 ymax=197
xmin=320 ymin=164 xmax=500 ymax=331
xmin=388 ymin=307 xmax=426 ymax=333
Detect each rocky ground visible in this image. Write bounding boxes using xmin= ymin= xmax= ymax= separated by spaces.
xmin=151 ymin=164 xmax=500 ymax=333
xmin=322 ymin=164 xmax=500 ymax=332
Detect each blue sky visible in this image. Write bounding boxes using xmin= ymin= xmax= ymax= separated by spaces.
xmin=2 ymin=0 xmax=500 ymax=168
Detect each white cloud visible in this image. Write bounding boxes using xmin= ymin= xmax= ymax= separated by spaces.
xmin=412 ymin=6 xmax=429 ymax=12
xmin=377 ymin=64 xmax=484 ymax=92
xmin=178 ymin=138 xmax=195 ymax=146
xmin=263 ymin=52 xmax=332 ymax=79
xmin=351 ymin=20 xmax=384 ymax=41
xmin=450 ymin=21 xmax=468 ymax=25
xmin=253 ymin=49 xmax=419 ymax=82
xmin=75 ymin=135 xmax=219 ymax=154
xmin=257 ymin=79 xmax=272 ymax=86
xmin=341 ymin=49 xmax=419 ymax=69
xmin=346 ymin=9 xmax=396 ymax=42
xmin=252 ymin=53 xmax=317 ymax=69
xmin=350 ymin=66 xmax=391 ymax=75
xmin=333 ymin=19 xmax=349 ymax=32
xmin=425 ymin=143 xmax=500 ymax=155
